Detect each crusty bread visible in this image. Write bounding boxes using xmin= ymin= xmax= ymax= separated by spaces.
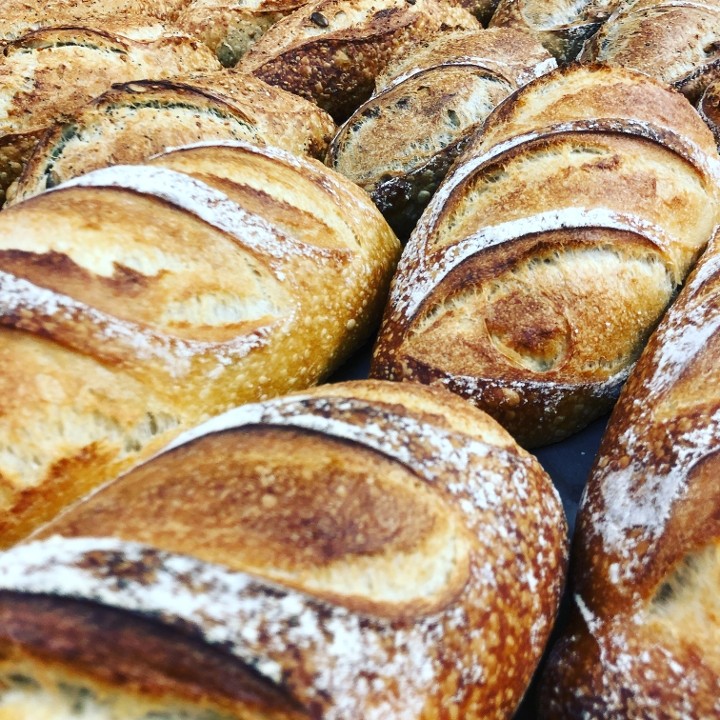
xmin=580 ymin=0 xmax=720 ymax=103
xmin=371 ymin=64 xmax=720 ymax=447
xmin=489 ymin=0 xmax=620 ymax=62
xmin=0 ymin=141 xmax=400 ymax=546
xmin=0 ymin=26 xmax=219 ymax=204
xmin=326 ymin=27 xmax=555 ymax=239
xmin=239 ymin=0 xmax=480 ymax=121
xmin=7 ymin=71 xmax=336 ymax=205
xmin=539 ymin=227 xmax=720 ymax=719
xmin=0 ymin=380 xmax=567 ymax=719
xmin=698 ymin=78 xmax=720 ymax=147
xmin=176 ymin=0 xmax=307 ymax=66
xmin=0 ymin=0 xmax=188 ymax=40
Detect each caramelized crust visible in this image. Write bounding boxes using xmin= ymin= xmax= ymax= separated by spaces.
xmin=540 ymin=230 xmax=720 ymax=717
xmin=371 ymin=64 xmax=720 ymax=447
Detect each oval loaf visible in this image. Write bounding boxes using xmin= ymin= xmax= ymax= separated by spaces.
xmin=371 ymin=64 xmax=720 ymax=447
xmin=0 ymin=380 xmax=568 ymax=720
xmin=539 ymin=228 xmax=720 ymax=719
xmin=7 ymin=71 xmax=336 ymax=205
xmin=0 ymin=141 xmax=400 ymax=546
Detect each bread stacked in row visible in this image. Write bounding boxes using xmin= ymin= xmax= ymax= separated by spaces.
xmin=0 ymin=0 xmax=719 ymax=717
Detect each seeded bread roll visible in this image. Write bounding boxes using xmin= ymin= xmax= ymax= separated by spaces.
xmin=539 ymin=228 xmax=720 ymax=719
xmin=176 ymin=0 xmax=307 ymax=67
xmin=489 ymin=0 xmax=620 ymax=62
xmin=0 ymin=380 xmax=568 ymax=720
xmin=371 ymin=64 xmax=720 ymax=447
xmin=239 ymin=0 xmax=480 ymax=121
xmin=326 ymin=27 xmax=555 ymax=239
xmin=7 ymin=72 xmax=336 ymax=205
xmin=0 ymin=26 xmax=219 ymax=205
xmin=579 ymin=0 xmax=720 ymax=103
xmin=0 ymin=141 xmax=400 ymax=546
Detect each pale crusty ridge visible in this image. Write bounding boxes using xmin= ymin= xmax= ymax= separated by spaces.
xmin=326 ymin=27 xmax=555 ymax=238
xmin=0 ymin=142 xmax=400 ymax=546
xmin=0 ymin=380 xmax=567 ymax=720
xmin=7 ymin=71 xmax=336 ymax=205
xmin=580 ymin=0 xmax=720 ymax=102
xmin=0 ymin=26 xmax=218 ymax=203
xmin=539 ymin=226 xmax=720 ymax=717
xmin=371 ymin=64 xmax=720 ymax=447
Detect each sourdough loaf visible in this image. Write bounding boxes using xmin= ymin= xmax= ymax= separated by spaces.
xmin=0 ymin=26 xmax=218 ymax=204
xmin=0 ymin=380 xmax=568 ymax=719
xmin=326 ymin=27 xmax=555 ymax=239
xmin=371 ymin=64 xmax=720 ymax=447
xmin=238 ymin=0 xmax=480 ymax=121
xmin=7 ymin=72 xmax=336 ymax=205
xmin=539 ymin=226 xmax=720 ymax=719
xmin=0 ymin=141 xmax=400 ymax=546
xmin=579 ymin=0 xmax=720 ymax=103
xmin=176 ymin=0 xmax=307 ymax=66
xmin=489 ymin=0 xmax=619 ymax=62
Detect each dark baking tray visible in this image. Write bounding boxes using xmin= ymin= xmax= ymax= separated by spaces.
xmin=330 ymin=342 xmax=609 ymax=718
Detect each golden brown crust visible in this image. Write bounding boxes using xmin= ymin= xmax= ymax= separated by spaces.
xmin=0 ymin=593 xmax=306 ymax=719
xmin=0 ymin=379 xmax=567 ymax=719
xmin=580 ymin=0 xmax=720 ymax=103
xmin=0 ymin=26 xmax=219 ymax=204
xmin=326 ymin=28 xmax=554 ymax=239
xmin=8 ymin=72 xmax=336 ymax=205
xmin=239 ymin=0 xmax=479 ymax=121
xmin=540 ymin=229 xmax=720 ymax=717
xmin=370 ymin=64 xmax=720 ymax=447
xmin=0 ymin=142 xmax=400 ymax=545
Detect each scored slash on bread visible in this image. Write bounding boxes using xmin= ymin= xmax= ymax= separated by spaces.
xmin=539 ymin=217 xmax=720 ymax=720
xmin=0 ymin=380 xmax=568 ymax=720
xmin=6 ymin=72 xmax=336 ymax=205
xmin=0 ymin=142 xmax=400 ymax=546
xmin=371 ymin=64 xmax=720 ymax=447
xmin=326 ymin=27 xmax=556 ymax=240
xmin=238 ymin=0 xmax=481 ymax=122
xmin=0 ymin=26 xmax=219 ymax=205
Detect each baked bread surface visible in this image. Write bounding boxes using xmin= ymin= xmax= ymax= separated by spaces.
xmin=0 ymin=380 xmax=568 ymax=719
xmin=371 ymin=64 xmax=720 ymax=446
xmin=539 ymin=228 xmax=720 ymax=718
xmin=0 ymin=142 xmax=400 ymax=546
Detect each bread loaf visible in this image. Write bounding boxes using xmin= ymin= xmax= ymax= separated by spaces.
xmin=0 ymin=26 xmax=218 ymax=204
xmin=239 ymin=0 xmax=480 ymax=121
xmin=371 ymin=64 xmax=720 ymax=447
xmin=489 ymin=0 xmax=619 ymax=62
xmin=176 ymin=0 xmax=307 ymax=66
xmin=326 ymin=27 xmax=555 ymax=239
xmin=0 ymin=141 xmax=400 ymax=546
xmin=0 ymin=0 xmax=188 ymax=40
xmin=0 ymin=379 xmax=568 ymax=719
xmin=7 ymin=72 xmax=336 ymax=206
xmin=539 ymin=226 xmax=720 ymax=719
xmin=579 ymin=0 xmax=720 ymax=103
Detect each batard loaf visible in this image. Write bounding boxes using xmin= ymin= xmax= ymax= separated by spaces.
xmin=6 ymin=71 xmax=336 ymax=206
xmin=238 ymin=0 xmax=480 ymax=122
xmin=0 ymin=380 xmax=568 ymax=720
xmin=0 ymin=141 xmax=400 ymax=547
xmin=489 ymin=0 xmax=621 ymax=62
xmin=539 ymin=220 xmax=720 ymax=719
xmin=0 ymin=26 xmax=219 ymax=205
xmin=326 ymin=27 xmax=556 ymax=240
xmin=579 ymin=0 xmax=720 ymax=103
xmin=371 ymin=63 xmax=720 ymax=447
xmin=176 ymin=0 xmax=308 ymax=67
